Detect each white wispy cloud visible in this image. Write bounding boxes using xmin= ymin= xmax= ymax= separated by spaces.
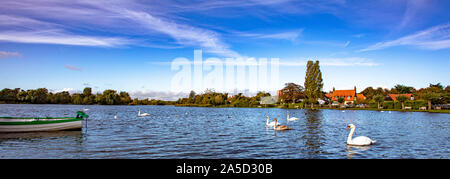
xmin=0 ymin=1 xmax=241 ymax=57
xmin=0 ymin=30 xmax=132 ymax=47
xmin=360 ymin=23 xmax=450 ymax=52
xmin=237 ymin=29 xmax=303 ymax=41
xmin=119 ymin=9 xmax=241 ymax=57
xmin=0 ymin=15 xmax=133 ymax=47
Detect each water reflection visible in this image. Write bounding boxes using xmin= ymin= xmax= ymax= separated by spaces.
xmin=0 ymin=131 xmax=82 ymax=141
xmin=302 ymin=109 xmax=325 ymax=157
xmin=346 ymin=145 xmax=371 ymax=159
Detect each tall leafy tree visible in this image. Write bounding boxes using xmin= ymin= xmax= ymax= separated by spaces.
xmin=304 ymin=60 xmax=323 ymax=109
xmin=119 ymin=91 xmax=132 ymax=105
xmin=279 ymin=83 xmax=304 ymax=103
xmin=423 ymin=91 xmax=441 ymax=110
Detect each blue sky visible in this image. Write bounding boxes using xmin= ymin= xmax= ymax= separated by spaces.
xmin=0 ymin=0 xmax=449 ymax=100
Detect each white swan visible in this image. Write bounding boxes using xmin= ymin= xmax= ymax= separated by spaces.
xmin=114 ymin=115 xmax=118 ymax=119
xmin=346 ymin=124 xmax=375 ymax=146
xmin=266 ymin=116 xmax=280 ymax=127
xmin=138 ymin=109 xmax=150 ymax=117
xmin=83 ymin=107 xmax=89 ymax=111
xmin=287 ymin=112 xmax=299 ymax=122
xmin=273 ymin=118 xmax=291 ymax=131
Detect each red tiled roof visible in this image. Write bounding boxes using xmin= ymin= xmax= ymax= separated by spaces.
xmin=388 ymin=94 xmax=412 ymax=102
xmin=356 ymin=94 xmax=366 ymax=100
xmin=331 ymin=90 xmax=356 ymax=101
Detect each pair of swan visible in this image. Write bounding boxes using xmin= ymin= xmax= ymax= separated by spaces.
xmin=346 ymin=124 xmax=376 ymax=146
xmin=266 ymin=116 xmax=279 ymax=127
xmin=266 ymin=116 xmax=291 ymax=131
xmin=266 ymin=111 xmax=298 ymax=126
xmin=138 ymin=109 xmax=150 ymax=117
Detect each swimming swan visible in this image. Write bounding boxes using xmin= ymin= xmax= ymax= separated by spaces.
xmin=287 ymin=112 xmax=299 ymax=122
xmin=138 ymin=109 xmax=150 ymax=117
xmin=273 ymin=118 xmax=291 ymax=131
xmin=346 ymin=124 xmax=375 ymax=146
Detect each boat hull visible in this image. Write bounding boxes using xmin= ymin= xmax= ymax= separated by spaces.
xmin=0 ymin=119 xmax=82 ymax=133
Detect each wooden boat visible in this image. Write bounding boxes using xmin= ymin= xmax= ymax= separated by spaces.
xmin=0 ymin=111 xmax=88 ymax=133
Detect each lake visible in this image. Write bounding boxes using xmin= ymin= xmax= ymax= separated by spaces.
xmin=0 ymin=104 xmax=448 ymax=159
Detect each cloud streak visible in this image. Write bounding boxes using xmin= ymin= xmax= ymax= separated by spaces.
xmin=0 ymin=51 xmax=22 ymax=58
xmin=0 ymin=1 xmax=241 ymax=57
xmin=360 ymin=23 xmax=450 ymax=52
xmin=0 ymin=30 xmax=132 ymax=47
xmin=148 ymin=57 xmax=379 ymax=67
xmin=236 ymin=29 xmax=303 ymax=41
xmin=65 ymin=65 xmax=82 ymax=71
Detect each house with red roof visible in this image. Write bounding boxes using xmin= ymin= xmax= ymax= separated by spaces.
xmin=387 ymin=94 xmax=413 ymax=102
xmin=326 ymin=86 xmax=366 ymax=104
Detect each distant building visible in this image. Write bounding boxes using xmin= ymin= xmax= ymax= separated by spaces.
xmin=387 ymin=94 xmax=414 ymax=101
xmin=260 ymin=96 xmax=278 ymax=105
xmin=326 ymin=86 xmax=366 ymax=104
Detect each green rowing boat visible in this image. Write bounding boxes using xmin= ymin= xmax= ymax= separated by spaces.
xmin=0 ymin=111 xmax=88 ymax=133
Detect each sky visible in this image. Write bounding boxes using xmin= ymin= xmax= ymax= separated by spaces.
xmin=0 ymin=0 xmax=449 ymax=100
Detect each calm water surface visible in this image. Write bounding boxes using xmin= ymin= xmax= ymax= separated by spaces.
xmin=0 ymin=104 xmax=448 ymax=159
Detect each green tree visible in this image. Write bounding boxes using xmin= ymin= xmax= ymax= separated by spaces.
xmin=102 ymin=89 xmax=120 ymax=105
xmin=423 ymin=91 xmax=441 ymax=110
xmin=94 ymin=92 xmax=105 ymax=104
xmin=189 ymin=90 xmax=196 ymax=103
xmin=396 ymin=95 xmax=409 ymax=110
xmin=72 ymin=93 xmax=83 ymax=104
xmin=0 ymin=88 xmax=20 ymax=103
xmin=255 ymin=91 xmax=271 ymax=101
xmin=444 ymin=85 xmax=450 ymax=103
xmin=214 ymin=95 xmax=224 ymax=105
xmin=119 ymin=91 xmax=132 ymax=105
xmin=17 ymin=90 xmax=28 ymax=103
xmin=279 ymin=83 xmax=304 ymax=103
xmin=338 ymin=97 xmax=345 ymax=105
xmin=361 ymin=87 xmax=375 ymax=100
xmin=394 ymin=84 xmax=415 ymax=94
xmin=55 ymin=91 xmax=72 ymax=104
xmin=304 ymin=60 xmax=323 ymax=109
xmin=373 ymin=94 xmax=385 ymax=109
xmin=83 ymin=87 xmax=92 ymax=97
xmin=429 ymin=83 xmax=444 ymax=90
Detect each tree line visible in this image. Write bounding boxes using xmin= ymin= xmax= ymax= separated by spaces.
xmin=175 ymin=89 xmax=271 ymax=107
xmin=0 ymin=87 xmax=174 ymax=105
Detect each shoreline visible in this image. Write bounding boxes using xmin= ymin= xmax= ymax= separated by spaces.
xmin=1 ymin=103 xmax=449 ymax=114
